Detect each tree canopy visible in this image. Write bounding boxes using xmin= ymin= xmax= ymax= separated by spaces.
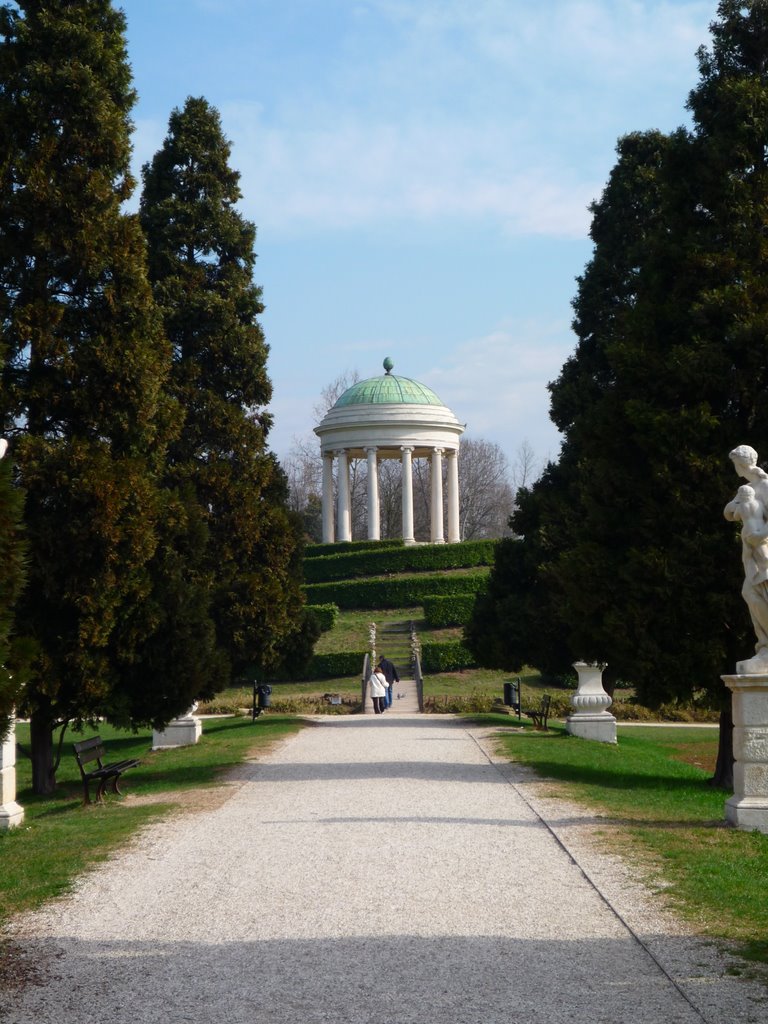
xmin=140 ymin=96 xmax=310 ymax=680
xmin=467 ymin=2 xmax=768 ymax=775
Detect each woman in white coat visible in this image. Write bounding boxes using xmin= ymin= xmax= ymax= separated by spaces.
xmin=370 ymin=665 xmax=388 ymax=714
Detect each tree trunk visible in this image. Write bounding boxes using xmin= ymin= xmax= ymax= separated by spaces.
xmin=30 ymin=711 xmax=56 ymax=795
xmin=711 ymin=703 xmax=734 ymax=790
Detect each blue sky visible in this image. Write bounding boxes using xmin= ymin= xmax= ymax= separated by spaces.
xmin=121 ymin=0 xmax=716 ymax=465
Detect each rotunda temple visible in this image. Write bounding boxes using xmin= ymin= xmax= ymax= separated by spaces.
xmin=314 ymin=359 xmax=465 ymax=544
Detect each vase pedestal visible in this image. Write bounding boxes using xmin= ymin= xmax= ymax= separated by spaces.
xmin=0 ymin=717 xmax=24 ymax=831
xmin=723 ymin=673 xmax=768 ymax=833
xmin=152 ymin=706 xmax=202 ymax=750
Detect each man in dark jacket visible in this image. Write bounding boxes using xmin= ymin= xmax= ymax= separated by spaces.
xmin=377 ymin=655 xmax=399 ymax=709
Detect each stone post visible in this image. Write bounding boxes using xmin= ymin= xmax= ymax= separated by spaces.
xmin=447 ymin=449 xmax=460 ymax=543
xmin=336 ymin=449 xmax=351 ymax=542
xmin=321 ymin=452 xmax=335 ymax=543
xmin=401 ymin=446 xmax=415 ymax=544
xmin=566 ymin=662 xmax=617 ymax=744
xmin=366 ymin=447 xmax=380 ymax=541
xmin=152 ymin=704 xmax=203 ymax=750
xmin=430 ymin=447 xmax=445 ymax=544
xmin=723 ymin=674 xmax=768 ymax=833
xmin=0 ymin=714 xmax=24 ymax=830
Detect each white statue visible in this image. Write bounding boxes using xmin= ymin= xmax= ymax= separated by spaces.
xmin=725 ymin=446 xmax=768 ymax=672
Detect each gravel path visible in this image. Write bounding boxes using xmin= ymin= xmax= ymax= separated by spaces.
xmin=3 ymin=715 xmax=767 ymax=1024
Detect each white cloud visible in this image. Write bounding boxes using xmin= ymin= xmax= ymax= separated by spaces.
xmin=426 ymin=318 xmax=572 ymax=462
xmin=203 ymin=1 xmax=713 ymax=239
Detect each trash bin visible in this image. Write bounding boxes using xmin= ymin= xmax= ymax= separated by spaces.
xmin=503 ymin=679 xmax=521 ymax=717
xmin=253 ymin=682 xmax=272 ymax=718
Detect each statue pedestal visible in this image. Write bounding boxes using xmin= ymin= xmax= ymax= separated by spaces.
xmin=152 ymin=710 xmax=202 ymax=750
xmin=0 ymin=719 xmax=24 ymax=831
xmin=723 ymin=673 xmax=768 ymax=833
xmin=567 ymin=662 xmax=617 ymax=744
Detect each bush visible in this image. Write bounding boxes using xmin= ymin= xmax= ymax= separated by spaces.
xmin=305 ymin=539 xmax=404 ymax=559
xmin=420 ymin=639 xmax=477 ymax=673
xmin=305 ymin=570 xmax=489 ymax=609
xmin=276 ymin=650 xmax=368 ymax=681
xmin=303 ymin=540 xmax=496 ymax=583
xmin=423 ymin=690 xmax=498 ymax=714
xmin=305 ymin=603 xmax=339 ymax=632
xmin=423 ymin=594 xmax=477 ymax=628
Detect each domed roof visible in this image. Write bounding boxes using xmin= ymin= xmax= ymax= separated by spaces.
xmin=333 ymin=360 xmax=445 ymax=409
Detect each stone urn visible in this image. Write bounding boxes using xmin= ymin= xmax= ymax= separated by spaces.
xmin=567 ymin=662 xmax=617 ymax=744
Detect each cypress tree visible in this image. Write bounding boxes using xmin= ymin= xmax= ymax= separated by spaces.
xmin=472 ymin=2 xmax=768 ymax=786
xmin=0 ymin=1 xmax=178 ymax=792
xmin=140 ymin=97 xmax=308 ymax=680
xmin=0 ymin=442 xmax=26 ymax=743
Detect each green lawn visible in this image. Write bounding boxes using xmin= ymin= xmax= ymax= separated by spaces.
xmin=0 ymin=715 xmax=305 ymax=925
xmin=484 ymin=720 xmax=768 ymax=958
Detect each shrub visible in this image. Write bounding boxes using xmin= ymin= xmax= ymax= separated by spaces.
xmin=305 ymin=539 xmax=404 ymax=559
xmin=420 ymin=639 xmax=477 ymax=673
xmin=423 ymin=594 xmax=477 ymax=628
xmin=276 ymin=650 xmax=368 ymax=681
xmin=305 ymin=570 xmax=489 ymax=609
xmin=305 ymin=603 xmax=339 ymax=632
xmin=303 ymin=539 xmax=496 ymax=583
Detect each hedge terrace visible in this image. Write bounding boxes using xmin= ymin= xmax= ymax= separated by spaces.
xmin=304 ymin=569 xmax=489 ymax=609
xmin=305 ymin=538 xmax=404 ymax=559
xmin=303 ymin=539 xmax=496 ymax=583
xmin=422 ymin=593 xmax=477 ymax=628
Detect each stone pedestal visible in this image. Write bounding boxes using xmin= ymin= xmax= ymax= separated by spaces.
xmin=566 ymin=662 xmax=617 ymax=744
xmin=723 ymin=673 xmax=768 ymax=833
xmin=0 ymin=717 xmax=24 ymax=830
xmin=152 ymin=707 xmax=202 ymax=750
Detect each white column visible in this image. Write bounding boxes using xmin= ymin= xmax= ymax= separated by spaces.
xmin=366 ymin=447 xmax=380 ymax=541
xmin=336 ymin=449 xmax=351 ymax=542
xmin=447 ymin=449 xmax=460 ymax=543
xmin=401 ymin=446 xmax=415 ymax=544
xmin=321 ymin=452 xmax=335 ymax=544
xmin=430 ymin=447 xmax=445 ymax=543
xmin=0 ymin=714 xmax=24 ymax=831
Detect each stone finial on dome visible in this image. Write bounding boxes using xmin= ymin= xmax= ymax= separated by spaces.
xmin=383 ymin=357 xmax=394 ymax=374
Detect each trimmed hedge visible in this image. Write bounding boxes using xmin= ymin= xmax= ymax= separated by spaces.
xmin=422 ymin=594 xmax=477 ymax=628
xmin=303 ymin=539 xmax=496 ymax=583
xmin=305 ymin=539 xmax=404 ymax=559
xmin=420 ymin=639 xmax=477 ymax=673
xmin=279 ymin=650 xmax=368 ymax=681
xmin=305 ymin=603 xmax=339 ymax=632
xmin=304 ymin=570 xmax=489 ymax=610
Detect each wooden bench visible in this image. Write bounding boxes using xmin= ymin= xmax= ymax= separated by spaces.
xmin=73 ymin=736 xmax=140 ymax=805
xmin=523 ymin=694 xmax=551 ymax=731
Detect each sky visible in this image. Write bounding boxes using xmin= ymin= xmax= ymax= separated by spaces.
xmin=120 ymin=0 xmax=718 ymax=467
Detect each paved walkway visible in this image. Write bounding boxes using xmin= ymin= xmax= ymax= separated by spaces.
xmin=4 ymin=716 xmax=767 ymax=1024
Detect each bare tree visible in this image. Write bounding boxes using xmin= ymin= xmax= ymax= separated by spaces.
xmin=458 ymin=438 xmax=515 ymax=540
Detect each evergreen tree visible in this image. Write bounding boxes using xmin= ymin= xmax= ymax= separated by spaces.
xmin=0 ymin=442 xmax=26 ymax=743
xmin=472 ymin=2 xmax=768 ymax=785
xmin=140 ymin=97 xmax=308 ymax=679
xmin=0 ymin=1 xmax=189 ymax=791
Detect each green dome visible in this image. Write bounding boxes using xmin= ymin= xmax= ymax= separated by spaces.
xmin=334 ymin=373 xmax=445 ymax=409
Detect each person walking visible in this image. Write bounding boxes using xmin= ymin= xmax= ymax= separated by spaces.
xmin=370 ymin=664 xmax=388 ymax=714
xmin=378 ymin=655 xmax=399 ymax=709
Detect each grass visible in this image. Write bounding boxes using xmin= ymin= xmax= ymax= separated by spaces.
xmin=482 ymin=720 xmax=768 ymax=955
xmin=0 ymin=715 xmax=305 ymax=926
